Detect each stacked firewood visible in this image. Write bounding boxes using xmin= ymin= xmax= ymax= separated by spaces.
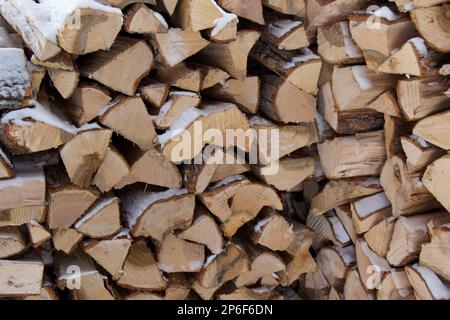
xmin=0 ymin=0 xmax=449 ymax=300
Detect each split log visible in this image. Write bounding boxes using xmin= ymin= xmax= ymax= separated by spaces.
xmin=387 ymin=211 xmax=447 ymax=266
xmin=0 ymin=226 xmax=26 ymax=258
xmin=306 ymin=0 xmax=371 ymax=27
xmin=196 ymin=30 xmax=260 ymax=80
xmin=380 ymin=155 xmax=440 ymax=216
xmin=122 ymin=188 xmax=195 ymax=240
xmin=250 ymin=209 xmax=294 ymax=251
xmin=154 ymin=91 xmax=201 ymax=129
xmin=93 ymin=147 xmax=130 ymax=193
xmin=356 ymin=238 xmax=391 ymax=290
xmin=405 ymin=264 xmax=450 ymax=300
xmin=397 ymin=76 xmax=449 ymax=120
xmin=156 ymin=62 xmax=203 ymax=92
xmin=309 ymin=177 xmax=383 ymax=216
xmin=27 ymin=63 xmax=46 ymax=97
xmin=367 ymin=90 xmax=403 ymax=117
xmin=318 ymin=130 xmax=386 ymax=179
xmin=217 ymin=0 xmax=264 ymax=25
xmin=201 ymin=66 xmax=230 ymax=90
xmin=0 ymin=205 xmax=46 ymax=228
xmin=99 ymin=96 xmax=157 ymax=150
xmin=384 ymin=114 xmax=412 ymax=158
xmin=420 ymin=223 xmax=450 ymax=281
xmin=390 ymin=0 xmax=448 ymax=12
xmin=413 ymin=110 xmax=450 ymax=150
xmin=343 ymin=267 xmax=374 ymax=300
xmin=60 ymin=129 xmax=112 ymax=188
xmin=156 ymin=233 xmax=205 ymax=273
xmin=335 ymin=205 xmax=357 ymax=244
xmin=152 ymin=28 xmax=209 ymax=67
xmin=316 ymin=245 xmax=356 ymax=287
xmin=117 ymin=240 xmax=167 ymax=291
xmin=52 ymin=228 xmax=84 ymax=254
xmin=410 ymin=5 xmax=450 ymax=53
xmin=204 ymin=76 xmax=260 ymax=114
xmin=351 ymin=192 xmax=392 ymax=235
xmin=263 ymin=18 xmax=309 ymax=51
xmin=79 ymin=36 xmax=154 ymax=96
xmin=422 ymin=155 xmax=450 ymax=212
xmin=300 ymin=270 xmax=330 ymax=300
xmin=306 ymin=210 xmax=351 ymax=249
xmin=0 ymin=260 xmax=44 ymax=297
xmin=48 ymin=68 xmax=80 ymax=100
xmin=401 ymin=135 xmax=446 ymax=173
xmin=27 ymin=221 xmax=51 ymax=248
xmin=364 ymin=217 xmax=396 ymax=258
xmin=263 ymin=0 xmax=306 ymax=17
xmin=124 ymin=3 xmax=169 ymax=34
xmin=0 ymin=146 xmax=13 ymax=179
xmin=106 ymin=0 xmax=156 ymax=8
xmin=182 ymin=161 xmax=218 ymax=194
xmin=377 ymin=269 xmax=415 ymax=300
xmin=175 ymin=0 xmax=224 ymax=31
xmin=83 ymin=237 xmax=132 ymax=280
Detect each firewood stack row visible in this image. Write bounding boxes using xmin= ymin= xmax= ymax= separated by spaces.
xmin=0 ymin=0 xmax=448 ymax=300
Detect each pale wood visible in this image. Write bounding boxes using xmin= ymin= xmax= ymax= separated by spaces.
xmin=367 ymin=90 xmax=403 ymax=117
xmin=201 ymin=66 xmax=230 ymax=90
xmin=401 ymin=135 xmax=445 ymax=173
xmin=413 ymin=110 xmax=450 ymax=150
xmin=422 ymin=155 xmax=450 ymax=213
xmin=0 ymin=146 xmax=13 ymax=179
xmin=364 ymin=217 xmax=396 ymax=258
xmin=356 ymin=238 xmax=391 ymax=290
xmin=80 ymin=36 xmax=154 ymax=96
xmin=124 ymin=3 xmax=168 ymax=34
xmin=93 ymin=147 xmax=130 ymax=193
xmin=106 ymin=0 xmax=157 ymax=8
xmin=0 ymin=226 xmax=26 ymax=258
xmin=384 ymin=114 xmax=412 ymax=158
xmin=183 ymin=162 xmax=218 ymax=194
xmin=306 ymin=210 xmax=351 ymax=249
xmin=377 ymin=269 xmax=415 ymax=300
xmin=0 ymin=260 xmax=43 ymax=297
xmin=335 ymin=205 xmax=357 ymax=244
xmin=139 ymin=81 xmax=170 ymax=108
xmin=405 ymin=264 xmax=450 ymax=300
xmin=316 ymin=245 xmax=356 ymax=287
xmin=263 ymin=0 xmax=306 ymax=17
xmin=154 ymin=91 xmax=201 ymax=129
xmin=251 ymin=210 xmax=294 ymax=251
xmin=307 ymin=0 xmax=371 ymax=27
xmin=420 ymin=224 xmax=450 ymax=281
xmin=27 ymin=221 xmax=51 ymax=248
xmin=0 ymin=205 xmax=46 ymax=227
xmin=300 ymin=269 xmax=330 ymax=300
xmin=218 ymin=0 xmax=264 ymax=25
xmin=343 ymin=267 xmax=374 ymax=300
xmin=156 ymin=62 xmax=203 ymax=92
xmin=351 ymin=192 xmax=392 ymax=235
xmin=263 ymin=16 xmax=308 ymax=50
xmin=175 ymin=0 xmax=223 ymax=31
xmin=52 ymin=228 xmax=84 ymax=254
xmin=48 ymin=68 xmax=80 ymax=99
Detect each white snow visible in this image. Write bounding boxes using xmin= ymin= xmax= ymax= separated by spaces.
xmin=373 ymin=6 xmax=402 ymax=21
xmin=353 ymin=192 xmax=391 ymax=218
xmin=252 ymin=287 xmax=270 ymax=294
xmin=204 ymin=251 xmax=221 ymax=267
xmin=158 ymin=102 xmax=235 ymax=146
xmin=412 ymin=264 xmax=450 ymax=300
xmin=98 ymin=97 xmax=120 ymax=117
xmin=249 ymin=115 xmax=274 ymax=126
xmin=334 ymin=245 xmax=356 ymax=266
xmin=268 ymin=20 xmax=302 ymax=38
xmin=0 ymin=168 xmax=43 ymax=189
xmin=1 ymin=102 xmax=101 ymax=134
xmin=410 ymin=134 xmax=430 ymax=148
xmin=408 ymin=37 xmax=428 ymax=57
xmin=122 ymin=188 xmax=188 ymax=228
xmin=157 ymin=262 xmax=175 ymax=273
xmin=283 ymin=48 xmax=320 ymax=69
xmin=209 ymin=0 xmax=238 ymax=37
xmin=441 ymin=223 xmax=450 ymax=230
xmin=58 ymin=270 xmax=99 ymax=281
xmin=361 ymin=177 xmax=381 ymax=187
xmin=352 ymin=65 xmax=373 ymax=90
xmin=112 ymin=228 xmax=131 ymax=239
xmin=0 ymin=146 xmax=11 ymax=167
xmin=152 ymin=11 xmax=168 ymax=29
xmin=328 ymin=214 xmax=350 ymax=244
xmin=170 ymin=91 xmax=199 ymax=98
xmin=315 ymin=112 xmax=329 ymax=135
xmin=402 ymin=215 xmax=428 ymax=233
xmin=254 ymin=216 xmax=274 ymax=233
xmin=155 ymin=91 xmax=200 ymax=126
xmin=209 ymin=175 xmax=246 ymax=189
xmin=339 ymin=22 xmax=361 ymax=58
xmin=189 ymin=260 xmax=203 ymax=270
xmin=391 ymin=270 xmax=413 ymax=298
xmin=74 ymin=196 xmax=117 ymax=229
xmin=360 ymin=239 xmax=391 ymax=271
xmin=0 ymin=48 xmax=30 ymax=102
xmin=403 ymin=1 xmax=414 ymax=12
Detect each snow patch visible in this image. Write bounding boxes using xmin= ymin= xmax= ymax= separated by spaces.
xmin=75 ymin=196 xmax=117 ymax=229
xmin=209 ymin=175 xmax=246 ymax=189
xmin=0 ymin=48 xmax=30 ymax=102
xmin=352 ymin=66 xmax=373 ymax=90
xmin=249 ymin=115 xmax=274 ymax=126
xmin=373 ymin=6 xmax=401 ymax=21
xmin=359 ymin=239 xmax=391 ymax=271
xmin=412 ymin=264 xmax=450 ymax=300
xmin=328 ymin=215 xmax=350 ymax=244
xmin=268 ymin=20 xmax=302 ymax=38
xmin=254 ymin=216 xmax=274 ymax=233
xmin=209 ymin=0 xmax=238 ymax=37
xmin=0 ymin=146 xmax=12 ymax=167
xmin=0 ymin=168 xmax=43 ymax=189
xmin=353 ymin=192 xmax=391 ymax=218
xmin=339 ymin=22 xmax=361 ymax=58
xmin=408 ymin=37 xmax=428 ymax=57
xmin=283 ymin=48 xmax=320 ymax=69
xmin=334 ymin=245 xmax=356 ymax=266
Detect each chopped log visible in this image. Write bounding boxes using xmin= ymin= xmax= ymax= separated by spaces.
xmin=30 ymin=52 xmax=75 ymax=71
xmin=306 ymin=210 xmax=351 ymax=249
xmin=420 ymin=224 xmax=450 ymax=281
xmin=309 ymin=177 xmax=383 ymax=216
xmin=183 ymin=161 xmax=218 ymax=194
xmin=156 ymin=62 xmax=203 ymax=92
xmin=60 ymin=129 xmax=112 ymax=188
xmin=405 ymin=264 xmax=450 ymax=300
xmin=263 ymin=0 xmax=306 ymax=17
xmin=154 ymin=91 xmax=201 ymax=129
xmin=124 ymin=3 xmax=169 ymax=34
xmin=251 ymin=43 xmax=323 ymax=95
xmin=356 ymin=237 xmax=391 ymax=290
xmin=152 ymin=28 xmax=209 ymax=67
xmin=0 ymin=48 xmax=33 ymax=110
xmin=197 ymin=243 xmax=250 ymax=288
xmin=390 ymin=0 xmax=448 ymax=12
xmin=79 ymin=36 xmax=154 ymax=96
xmin=83 ymin=238 xmax=132 ymax=280
xmin=367 ymin=90 xmax=402 ymax=117
xmin=159 ymin=103 xmax=252 ymax=163
xmin=260 ymin=75 xmax=316 ymax=123
xmin=27 ymin=221 xmax=51 ymax=248
xmin=178 ymin=210 xmax=223 ymax=254
xmin=0 ymin=260 xmax=44 ymax=297
xmin=201 ymin=66 xmax=230 ymax=90
xmin=117 ymin=240 xmax=167 ymax=291
xmin=48 ymin=68 xmax=80 ymax=100
xmin=343 ymin=267 xmax=374 ymax=300
xmin=218 ymin=0 xmax=264 ymax=25
xmin=300 ymin=269 xmax=330 ymax=300
xmin=250 ymin=209 xmax=294 ymax=251
xmin=139 ymin=81 xmax=170 ymax=108
xmin=99 ymin=96 xmax=157 ymax=150
xmin=204 ymin=76 xmax=260 ymax=114
xmin=306 ymin=0 xmax=371 ymax=27
xmin=384 ymin=114 xmax=411 ymax=158
xmin=351 ymin=192 xmax=392 ymax=235
xmin=411 ymin=5 xmax=450 ymax=53
xmin=381 ymin=155 xmax=440 ymax=217
xmin=413 ymin=110 xmax=450 ymax=150
xmin=387 ymin=212 xmax=447 ymax=266
xmin=252 ymin=156 xmax=319 ymax=192
xmin=0 ymin=146 xmax=13 ymax=179
xmin=210 ymin=158 xmax=250 ymax=182
xmin=0 ymin=168 xmax=46 ymax=211
xmin=263 ymin=17 xmax=309 ymax=51
xmin=27 ymin=63 xmax=46 ymax=97
xmin=316 ymin=245 xmax=356 ymax=287
xmin=397 ymin=76 xmax=449 ymax=120
xmin=206 ymin=12 xmax=238 ymax=43
xmin=156 ymin=233 xmax=205 ymax=273
xmin=67 ymin=82 xmax=112 ymax=126
xmin=196 ymin=30 xmax=260 ymax=80
xmin=349 ymin=11 xmax=416 ymax=70
xmin=175 ymin=0 xmax=223 ymax=31
xmin=93 ymin=147 xmax=130 ymax=193
xmin=318 ymin=130 xmax=386 ymax=179
xmin=318 ymin=82 xmax=384 ymax=135
xmin=52 ymin=229 xmax=84 ymax=254
xmin=335 ymin=205 xmax=357 ymax=244
xmin=74 ymin=196 xmax=121 ymax=238
xmin=122 ymin=188 xmax=195 ymax=240
xmin=364 ymin=217 xmax=396 ymax=258
xmin=218 ymin=287 xmax=280 ymax=300
xmin=0 ymin=226 xmax=26 ymax=258
xmin=332 ymin=65 xmax=399 ymax=110
xmin=423 ymin=155 xmax=450 ymax=213
xmin=0 ymin=205 xmax=46 ymax=227
xmin=401 ymin=135 xmax=446 ymax=172
xmin=106 ymin=0 xmax=157 ymax=8
xmin=317 ymin=21 xmax=363 ymax=65
xmin=377 ymin=269 xmax=415 ymax=300
xmin=114 ymin=148 xmax=182 ymax=189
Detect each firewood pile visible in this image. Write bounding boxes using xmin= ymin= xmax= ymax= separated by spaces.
xmin=0 ymin=0 xmax=449 ymax=300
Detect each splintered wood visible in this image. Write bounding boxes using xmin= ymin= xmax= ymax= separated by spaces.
xmin=0 ymin=0 xmax=449 ymax=301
